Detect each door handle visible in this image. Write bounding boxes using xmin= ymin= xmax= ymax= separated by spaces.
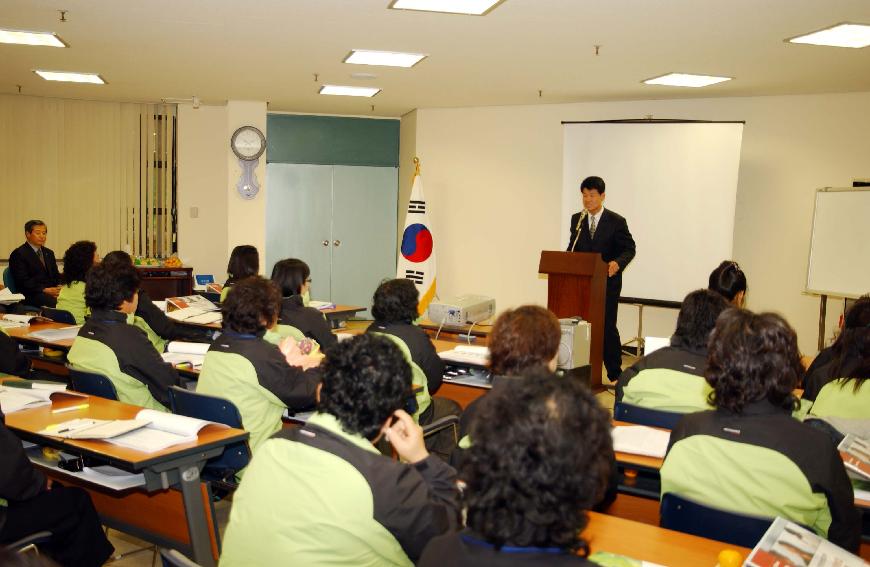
xmin=322 ymin=240 xmax=329 ymax=247
xmin=333 ymin=240 xmax=341 ymax=247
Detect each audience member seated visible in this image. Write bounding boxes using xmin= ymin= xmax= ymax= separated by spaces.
xmin=458 ymin=305 xmax=562 ymax=439
xmin=67 ymin=262 xmax=180 ymax=410
xmin=219 ymin=334 xmax=459 ymax=566
xmin=661 ymin=309 xmax=860 ymax=551
xmin=101 ymin=251 xmax=210 ymax=346
xmin=270 ymin=258 xmax=337 ymax=351
xmin=804 ymin=296 xmax=870 ymax=425
xmin=0 ymin=330 xmax=31 ymax=377
xmin=616 ymin=289 xmax=729 ymax=412
xmin=0 ymin=408 xmax=114 ymax=567
xmin=708 ymin=260 xmax=747 ymax=307
xmin=366 ymin=278 xmax=460 ymax=457
xmin=197 ymin=277 xmax=320 ymax=453
xmin=221 ymin=244 xmax=259 ymax=302
xmin=55 ymin=241 xmax=99 ymax=324
xmin=8 ymin=220 xmax=61 ymax=307
xmin=419 ymin=372 xmax=612 ymax=566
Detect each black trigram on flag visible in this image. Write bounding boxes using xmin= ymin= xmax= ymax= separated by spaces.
xmin=408 ymin=200 xmax=426 ymax=214
xmin=405 ymin=270 xmax=424 ymax=285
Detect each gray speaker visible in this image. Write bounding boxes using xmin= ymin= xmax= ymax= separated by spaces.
xmin=558 ymin=317 xmax=591 ymax=370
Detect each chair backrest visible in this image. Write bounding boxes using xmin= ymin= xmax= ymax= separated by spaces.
xmin=660 ymin=493 xmax=773 ymax=549
xmin=42 ymin=307 xmax=77 ymax=325
xmin=614 ymin=401 xmax=683 ymax=430
xmin=2 ymin=267 xmax=16 ymax=293
xmin=168 ymin=386 xmax=251 ymax=475
xmin=159 ymin=548 xmax=202 ymax=567
xmin=67 ymin=367 xmax=119 ymax=400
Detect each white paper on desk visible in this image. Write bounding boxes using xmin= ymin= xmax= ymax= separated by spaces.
xmin=152 ymin=300 xmax=167 ymax=312
xmin=643 ymin=336 xmax=670 ymax=356
xmin=439 ymin=345 xmax=490 ymax=366
xmin=309 ymin=300 xmax=336 ymax=310
xmin=0 ymin=319 xmax=27 ymax=329
xmin=80 ymin=466 xmax=146 ymax=490
xmin=167 ymin=341 xmax=210 ymax=355
xmin=0 ymin=288 xmax=25 ymax=305
xmin=0 ymin=387 xmax=51 ymax=413
xmin=107 ymin=409 xmax=226 ymax=452
xmin=161 ymin=352 xmax=205 ymax=369
xmin=40 ymin=418 xmax=150 ymax=439
xmin=612 ymin=426 xmax=671 ymax=458
xmin=27 ymin=326 xmax=81 ymax=341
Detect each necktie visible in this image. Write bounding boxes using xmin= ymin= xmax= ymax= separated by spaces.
xmin=37 ymin=248 xmax=46 ymax=268
xmin=589 ymin=215 xmax=597 ymax=238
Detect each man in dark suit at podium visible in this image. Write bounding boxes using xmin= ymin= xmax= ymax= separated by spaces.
xmin=567 ymin=176 xmax=636 ymax=381
xmin=8 ymin=220 xmax=61 ymax=307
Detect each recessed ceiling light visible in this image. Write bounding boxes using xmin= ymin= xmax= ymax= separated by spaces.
xmin=34 ymin=70 xmax=106 ymax=84
xmin=319 ymin=85 xmax=381 ymax=97
xmin=388 ymin=0 xmax=505 ymax=16
xmin=787 ymin=23 xmax=870 ymax=48
xmin=643 ymin=73 xmax=732 ymax=88
xmin=344 ymin=49 xmax=427 ymax=68
xmin=0 ymin=29 xmax=67 ymax=47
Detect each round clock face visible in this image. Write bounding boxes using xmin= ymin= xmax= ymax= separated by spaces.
xmin=231 ymin=126 xmax=266 ymax=161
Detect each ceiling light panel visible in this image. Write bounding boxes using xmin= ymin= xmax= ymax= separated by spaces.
xmin=787 ymin=23 xmax=870 ymax=48
xmin=319 ymin=85 xmax=381 ymax=97
xmin=0 ymin=29 xmax=67 ymax=47
xmin=643 ymin=73 xmax=732 ymax=88
xmin=344 ymin=49 xmax=427 ymax=68
xmin=388 ymin=0 xmax=505 ymax=16
xmin=34 ymin=70 xmax=106 ymax=84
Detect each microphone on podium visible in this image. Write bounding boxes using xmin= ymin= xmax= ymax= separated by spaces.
xmin=569 ymin=209 xmax=588 ymax=252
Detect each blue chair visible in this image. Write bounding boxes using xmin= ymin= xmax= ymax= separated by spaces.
xmin=168 ymin=386 xmax=251 ymax=489
xmin=2 ymin=267 xmax=40 ymax=313
xmin=614 ymin=401 xmax=684 ymax=430
xmin=4 ymin=530 xmax=53 ymax=553
xmin=67 ymin=367 xmax=119 ymax=400
xmin=660 ymin=493 xmax=775 ymax=548
xmin=42 ymin=307 xmax=77 ymax=325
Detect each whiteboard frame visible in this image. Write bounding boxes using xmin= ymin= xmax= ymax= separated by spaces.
xmin=805 ymin=186 xmax=870 ymax=299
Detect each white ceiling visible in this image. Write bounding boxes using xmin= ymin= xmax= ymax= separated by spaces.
xmin=2 ymin=0 xmax=870 ymax=117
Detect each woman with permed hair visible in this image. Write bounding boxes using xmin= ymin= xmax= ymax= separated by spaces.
xmin=419 ymin=372 xmax=613 ymax=565
xmin=55 ymin=240 xmax=99 ymax=324
xmin=661 ymin=309 xmax=860 ymax=551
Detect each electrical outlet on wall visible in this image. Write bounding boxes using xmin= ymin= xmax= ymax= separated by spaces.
xmin=190 ymin=206 xmax=199 ymax=219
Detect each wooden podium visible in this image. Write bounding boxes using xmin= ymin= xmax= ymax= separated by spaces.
xmin=538 ymin=251 xmax=607 ymax=389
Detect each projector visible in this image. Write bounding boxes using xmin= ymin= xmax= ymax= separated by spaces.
xmin=428 ymin=295 xmax=495 ymax=327
xmin=558 ymin=317 xmax=591 ymax=370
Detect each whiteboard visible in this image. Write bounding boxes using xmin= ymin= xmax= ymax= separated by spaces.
xmin=806 ymin=188 xmax=870 ymax=298
xmin=562 ymin=122 xmax=744 ymax=302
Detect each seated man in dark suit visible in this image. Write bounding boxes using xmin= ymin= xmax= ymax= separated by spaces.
xmin=8 ymin=220 xmax=61 ymax=307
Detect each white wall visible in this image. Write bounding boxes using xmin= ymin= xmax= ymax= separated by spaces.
xmin=410 ymin=92 xmax=870 ymax=355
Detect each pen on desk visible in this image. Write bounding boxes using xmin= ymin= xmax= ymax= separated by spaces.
xmin=52 ymin=403 xmax=89 ymax=414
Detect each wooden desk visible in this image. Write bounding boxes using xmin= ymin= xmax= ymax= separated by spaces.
xmin=419 ymin=319 xmax=492 ymax=345
xmin=136 ymin=266 xmax=193 ymax=301
xmin=3 ymin=321 xmax=77 ymax=349
xmin=586 ymin=511 xmax=749 ymax=565
xmin=5 ymin=392 xmax=247 ymax=566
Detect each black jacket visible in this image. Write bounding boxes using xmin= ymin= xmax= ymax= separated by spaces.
xmin=566 ymin=209 xmax=636 ymax=287
xmin=419 ymin=529 xmax=595 ymax=567
xmin=0 ymin=332 xmax=31 ymax=377
xmin=0 ymin=409 xmax=46 ymax=532
xmin=803 ymin=347 xmax=835 ymax=401
xmin=136 ymin=289 xmax=211 ymax=343
xmin=615 ymin=337 xmax=708 ymax=402
xmin=366 ymin=321 xmax=445 ymax=395
xmin=278 ymin=296 xmax=338 ymax=351
xmin=8 ymin=243 xmax=60 ymax=302
xmin=79 ymin=309 xmax=181 ymax=407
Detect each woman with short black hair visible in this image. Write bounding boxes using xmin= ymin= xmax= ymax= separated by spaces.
xmin=270 ymin=258 xmax=337 ymax=350
xmin=708 ymin=260 xmax=747 ymax=307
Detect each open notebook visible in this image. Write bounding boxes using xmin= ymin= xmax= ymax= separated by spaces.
xmin=0 ymin=383 xmax=86 ymax=413
xmin=611 ymin=425 xmax=671 ymax=458
xmin=161 ymin=341 xmax=210 ymax=369
xmin=438 ymin=345 xmax=490 ymax=366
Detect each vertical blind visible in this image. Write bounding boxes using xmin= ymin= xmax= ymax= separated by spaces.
xmin=0 ymin=94 xmax=176 ymax=260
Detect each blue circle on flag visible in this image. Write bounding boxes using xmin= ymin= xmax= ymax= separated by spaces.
xmin=401 ymin=224 xmax=433 ymax=263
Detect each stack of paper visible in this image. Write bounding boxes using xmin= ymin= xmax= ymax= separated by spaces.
xmin=28 ymin=326 xmax=81 ymax=341
xmin=161 ymin=341 xmax=210 ymax=369
xmin=309 ymin=300 xmax=336 ymax=310
xmin=39 ymin=418 xmax=150 ymax=439
xmin=0 ymin=288 xmax=25 ymax=305
xmin=439 ymin=345 xmax=490 ymax=366
xmin=611 ymin=426 xmax=671 ymax=458
xmin=107 ymin=409 xmax=225 ymax=452
xmin=746 ymin=516 xmax=865 ymax=566
xmin=0 ymin=386 xmax=53 ymax=413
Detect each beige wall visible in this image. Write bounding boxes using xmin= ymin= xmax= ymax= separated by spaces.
xmin=226 ymin=101 xmax=268 ymax=267
xmin=409 ymin=92 xmax=870 ymax=354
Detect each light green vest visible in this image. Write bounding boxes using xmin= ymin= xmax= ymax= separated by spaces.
xmin=67 ymin=336 xmax=168 ymax=412
xmin=130 ymin=315 xmax=168 ymax=353
xmin=370 ymin=332 xmax=430 ymax=422
xmin=809 ymin=379 xmax=870 ymax=419
xmin=263 ymin=324 xmax=306 ymax=346
xmin=662 ymin=435 xmax=832 ymax=537
xmin=196 ymin=350 xmax=285 ymax=453
xmin=622 ymin=368 xmax=713 ymax=413
xmin=220 ymin=413 xmax=413 ymax=567
xmin=56 ymin=281 xmax=88 ymax=324
xmin=220 ymin=286 xmax=231 ymax=303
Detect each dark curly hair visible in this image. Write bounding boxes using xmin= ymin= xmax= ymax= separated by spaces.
xmin=489 ymin=306 xmax=560 ymax=376
xmin=371 ymin=279 xmax=419 ymax=323
xmin=225 ymin=245 xmax=259 ymax=286
xmin=62 ymin=240 xmax=98 ymax=286
xmin=463 ymin=372 xmax=612 ymax=555
xmin=672 ymin=289 xmax=730 ymax=351
xmin=318 ymin=334 xmax=412 ymax=440
xmin=828 ymin=295 xmax=870 ymax=390
xmin=708 ymin=260 xmax=747 ymax=303
xmin=271 ymin=258 xmax=310 ymax=297
xmin=101 ymin=250 xmax=133 ymax=268
xmin=221 ymin=276 xmax=280 ymax=335
xmin=85 ymin=262 xmax=140 ymax=311
xmin=706 ymin=309 xmax=802 ymax=413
